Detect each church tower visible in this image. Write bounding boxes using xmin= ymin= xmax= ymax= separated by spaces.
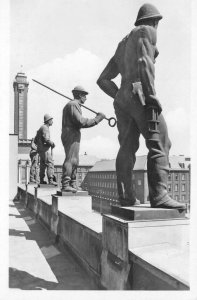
xmin=13 ymin=72 xmax=29 ymax=139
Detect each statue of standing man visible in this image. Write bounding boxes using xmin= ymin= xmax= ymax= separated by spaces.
xmin=35 ymin=114 xmax=57 ymax=185
xmin=97 ymin=3 xmax=186 ymax=209
xmin=61 ymin=86 xmax=105 ymax=192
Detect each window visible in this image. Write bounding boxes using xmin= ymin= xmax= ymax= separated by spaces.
xmin=175 ymin=174 xmax=179 ymax=180
xmin=138 ymin=180 xmax=142 ymax=186
xmin=168 ymin=173 xmax=171 ymax=180
xmin=182 ymin=195 xmax=185 ymax=201
xmin=132 ymin=174 xmax=135 ymax=180
xmin=182 ymin=184 xmax=185 ymax=192
xmin=175 ymin=195 xmax=179 ymax=201
xmin=181 ymin=174 xmax=185 ymax=180
xmin=175 ymin=184 xmax=178 ymax=192
xmin=168 ymin=184 xmax=171 ymax=192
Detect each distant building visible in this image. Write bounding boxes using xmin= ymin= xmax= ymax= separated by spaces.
xmin=82 ymin=155 xmax=191 ymax=208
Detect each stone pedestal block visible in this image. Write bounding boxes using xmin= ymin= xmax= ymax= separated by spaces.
xmin=51 ymin=195 xmax=59 ymax=242
xmin=101 ymin=205 xmax=189 ymax=290
xmin=111 ymin=205 xmax=186 ymax=221
xmin=34 ymin=187 xmax=39 ymax=217
xmin=101 ymin=215 xmax=130 ymax=290
xmin=56 ymin=190 xmax=88 ymax=197
xmin=38 ymin=184 xmax=58 ymax=188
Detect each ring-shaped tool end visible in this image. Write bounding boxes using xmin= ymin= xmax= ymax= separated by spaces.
xmin=108 ymin=117 xmax=117 ymax=127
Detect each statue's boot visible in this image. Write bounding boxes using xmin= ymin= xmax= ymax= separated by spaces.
xmin=70 ymin=180 xmax=77 ymax=191
xmin=48 ymin=177 xmax=58 ymax=186
xmin=62 ymin=185 xmax=77 ymax=192
xmin=40 ymin=180 xmax=47 ymax=184
xmin=62 ymin=177 xmax=77 ymax=193
xmin=151 ymin=195 xmax=186 ymax=209
xmin=119 ymin=195 xmax=140 ymax=207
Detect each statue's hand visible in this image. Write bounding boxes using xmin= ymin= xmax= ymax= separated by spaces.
xmin=95 ymin=112 xmax=106 ymax=123
xmin=146 ymin=95 xmax=162 ymax=114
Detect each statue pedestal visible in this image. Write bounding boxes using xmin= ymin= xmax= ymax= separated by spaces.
xmin=101 ymin=205 xmax=189 ymax=290
xmin=38 ymin=184 xmax=57 ymax=188
xmin=56 ymin=190 xmax=88 ymax=197
xmin=111 ymin=204 xmax=186 ymax=220
xmin=28 ymin=182 xmax=37 ymax=186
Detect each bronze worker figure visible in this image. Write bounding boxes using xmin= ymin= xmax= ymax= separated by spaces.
xmin=35 ymin=114 xmax=57 ymax=185
xmin=61 ymin=86 xmax=105 ymax=192
xmin=97 ymin=3 xmax=185 ymax=209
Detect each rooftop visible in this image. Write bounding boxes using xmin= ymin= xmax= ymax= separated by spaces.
xmin=90 ymin=155 xmax=190 ymax=172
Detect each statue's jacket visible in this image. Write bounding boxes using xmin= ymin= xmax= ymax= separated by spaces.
xmin=114 ymin=25 xmax=158 ymax=113
xmin=35 ymin=124 xmax=54 ymax=153
xmin=61 ymin=100 xmax=97 ymax=151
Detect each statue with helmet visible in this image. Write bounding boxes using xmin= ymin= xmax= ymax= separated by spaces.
xmin=61 ymin=85 xmax=105 ymax=192
xmin=97 ymin=3 xmax=186 ymax=209
xmin=34 ymin=113 xmax=57 ymax=185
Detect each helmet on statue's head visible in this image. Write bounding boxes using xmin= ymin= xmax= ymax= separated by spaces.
xmin=135 ymin=3 xmax=163 ymax=26
xmin=72 ymin=85 xmax=89 ymax=95
xmin=44 ymin=114 xmax=53 ymax=123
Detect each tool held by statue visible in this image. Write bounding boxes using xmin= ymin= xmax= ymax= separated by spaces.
xmin=32 ymin=79 xmax=117 ymax=127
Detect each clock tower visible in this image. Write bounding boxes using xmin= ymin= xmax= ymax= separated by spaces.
xmin=13 ymin=72 xmax=29 ymax=139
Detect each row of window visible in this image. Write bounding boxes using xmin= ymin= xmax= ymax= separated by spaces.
xmin=168 ymin=183 xmax=186 ymax=192
xmin=89 ymin=172 xmax=187 ymax=181
xmin=89 ymin=173 xmax=116 ymax=180
xmin=90 ymin=188 xmax=118 ymax=198
xmin=89 ymin=181 xmax=117 ymax=189
xmin=169 ymin=194 xmax=187 ymax=201
xmin=90 ymin=189 xmax=186 ymax=202
xmin=168 ymin=173 xmax=186 ymax=181
xmin=78 ymin=168 xmax=89 ymax=172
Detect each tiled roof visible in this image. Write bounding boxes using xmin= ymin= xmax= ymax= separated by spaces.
xmin=90 ymin=155 xmax=147 ymax=172
xmin=89 ymin=155 xmax=190 ymax=172
xmin=170 ymin=155 xmax=190 ymax=169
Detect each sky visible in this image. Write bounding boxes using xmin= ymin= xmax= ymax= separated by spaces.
xmin=9 ymin=0 xmax=192 ymax=160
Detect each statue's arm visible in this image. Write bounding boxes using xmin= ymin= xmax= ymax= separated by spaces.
xmin=71 ymin=104 xmax=98 ymax=128
xmin=41 ymin=126 xmax=54 ymax=147
xmin=137 ymin=35 xmax=156 ymax=98
xmin=31 ymin=138 xmax=37 ymax=151
xmin=97 ymin=57 xmax=119 ymax=99
xmin=137 ymin=30 xmax=162 ymax=113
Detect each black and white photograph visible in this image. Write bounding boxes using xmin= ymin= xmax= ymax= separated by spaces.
xmin=1 ymin=0 xmax=197 ymax=299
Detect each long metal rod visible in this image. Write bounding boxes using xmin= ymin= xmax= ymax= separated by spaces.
xmin=32 ymin=79 xmax=98 ymax=115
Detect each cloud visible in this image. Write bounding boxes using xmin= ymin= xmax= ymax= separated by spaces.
xmin=27 ymin=48 xmax=104 ymax=92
